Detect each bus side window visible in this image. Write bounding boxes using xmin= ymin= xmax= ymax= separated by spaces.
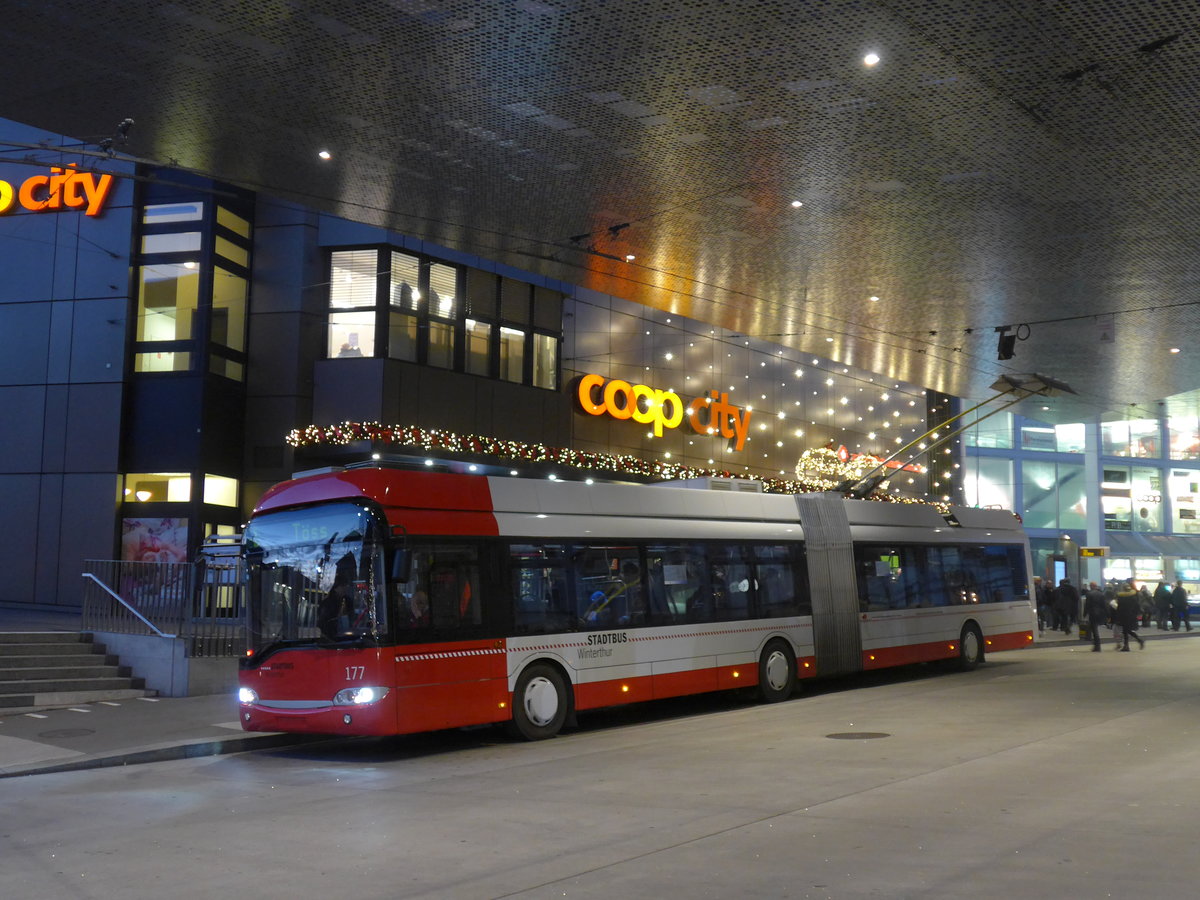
xmin=753 ymin=545 xmax=800 ymax=617
xmin=510 ymin=543 xmax=573 ymax=634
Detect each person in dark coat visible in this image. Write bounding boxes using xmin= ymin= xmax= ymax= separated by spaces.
xmin=1153 ymin=581 xmax=1173 ymax=630
xmin=1055 ymin=578 xmax=1080 ymax=634
xmin=1115 ymin=580 xmax=1145 ymax=650
xmin=1034 ymin=577 xmax=1049 ymax=633
xmin=1082 ymin=582 xmax=1110 ymax=652
xmin=1170 ymin=580 xmax=1192 ymax=632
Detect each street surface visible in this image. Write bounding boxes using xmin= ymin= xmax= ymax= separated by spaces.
xmin=4 ymin=637 xmax=1199 ymax=899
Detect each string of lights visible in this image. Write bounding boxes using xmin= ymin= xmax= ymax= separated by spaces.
xmin=285 ymin=422 xmax=946 ymax=509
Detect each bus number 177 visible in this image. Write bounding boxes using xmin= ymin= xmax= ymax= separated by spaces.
xmin=345 ymin=666 xmax=365 ymax=681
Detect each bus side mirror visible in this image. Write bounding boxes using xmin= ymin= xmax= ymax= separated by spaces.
xmin=391 ymin=549 xmax=411 ymax=582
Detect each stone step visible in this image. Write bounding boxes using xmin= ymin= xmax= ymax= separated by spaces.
xmin=0 ymin=654 xmax=116 ymax=669
xmin=0 ymin=665 xmax=129 ymax=681
xmin=0 ymin=676 xmax=142 ymax=695
xmin=0 ymin=632 xmax=90 ymax=645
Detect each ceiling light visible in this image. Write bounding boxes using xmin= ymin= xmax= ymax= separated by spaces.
xmin=791 ymin=200 xmax=803 ymax=208
xmin=318 ymin=149 xmax=332 ymax=160
xmin=1170 ymin=347 xmax=1181 ymax=354
xmin=864 ymin=52 xmax=880 ymax=66
xmin=869 ymin=295 xmax=879 ymax=302
xmin=625 ymin=254 xmax=636 ymax=261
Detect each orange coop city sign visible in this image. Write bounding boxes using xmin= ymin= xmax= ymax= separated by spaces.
xmin=0 ymin=164 xmax=115 ymax=218
xmin=575 ymin=373 xmax=753 ymax=451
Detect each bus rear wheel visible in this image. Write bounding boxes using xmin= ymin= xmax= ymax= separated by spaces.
xmin=757 ymin=639 xmax=796 ymax=702
xmin=510 ymin=663 xmax=570 ymax=740
xmin=957 ymin=623 xmax=984 ymax=671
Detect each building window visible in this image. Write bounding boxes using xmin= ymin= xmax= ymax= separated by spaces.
xmin=212 ymin=267 xmax=247 ymax=353
xmin=427 ymin=262 xmax=457 ymax=368
xmin=136 ymin=197 xmax=252 ymax=380
xmin=124 ymin=472 xmax=192 ymax=503
xmin=137 ymin=263 xmax=200 ymax=344
xmin=141 ymin=232 xmax=201 ymax=254
xmin=532 ymin=332 xmax=558 ymax=390
xmin=1100 ymin=466 xmax=1161 ymax=533
xmin=329 ymin=249 xmax=378 ymax=358
xmin=216 ymin=206 xmax=251 ymax=239
xmin=1102 ymin=419 xmax=1160 ymax=458
xmin=499 ymin=326 xmax=525 ymax=383
xmin=1168 ymin=416 xmax=1200 ymax=460
xmin=325 ymin=246 xmax=562 ymax=387
xmin=135 ymin=351 xmax=191 ymax=373
xmin=331 ymin=250 xmax=378 ymax=308
xmin=143 ymin=202 xmax=203 ymax=225
xmin=203 ymin=474 xmax=239 ymax=507
xmin=1018 ymin=420 xmax=1085 ymax=453
xmin=465 ymin=319 xmax=492 ymax=375
xmin=215 ymin=234 xmax=249 ymax=268
xmin=388 ymin=251 xmax=420 ymax=362
xmin=1022 ymin=460 xmax=1085 ymax=530
xmin=964 ymin=411 xmax=1013 ymax=449
xmin=964 ymin=457 xmax=1013 ymax=510
xmin=1130 ymin=466 xmax=1163 ymax=532
xmin=1169 ymin=469 xmax=1200 ymax=534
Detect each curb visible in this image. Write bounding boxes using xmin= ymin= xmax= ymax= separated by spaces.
xmin=0 ymin=732 xmax=328 ymax=779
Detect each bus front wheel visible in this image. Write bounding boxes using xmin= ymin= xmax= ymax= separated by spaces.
xmin=757 ymin=639 xmax=797 ymax=702
xmin=510 ymin=663 xmax=570 ymax=740
xmin=957 ymin=623 xmax=984 ymax=671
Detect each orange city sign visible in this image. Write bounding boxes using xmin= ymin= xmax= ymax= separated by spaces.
xmin=575 ymin=373 xmax=753 ymax=451
xmin=0 ymin=164 xmax=115 ymax=217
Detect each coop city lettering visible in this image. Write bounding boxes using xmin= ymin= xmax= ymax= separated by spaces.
xmin=575 ymin=374 xmax=753 ymax=451
xmin=0 ymin=164 xmax=114 ymax=217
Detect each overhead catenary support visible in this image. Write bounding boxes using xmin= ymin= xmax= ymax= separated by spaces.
xmin=836 ymin=373 xmax=1075 ymax=499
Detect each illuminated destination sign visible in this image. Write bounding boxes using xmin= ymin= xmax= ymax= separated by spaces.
xmin=575 ymin=373 xmax=753 ymax=451
xmin=0 ymin=164 xmax=115 ymax=217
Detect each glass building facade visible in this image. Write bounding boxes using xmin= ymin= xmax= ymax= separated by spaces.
xmin=964 ymin=411 xmax=1200 ymax=594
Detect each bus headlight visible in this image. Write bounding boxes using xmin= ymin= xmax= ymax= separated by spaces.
xmin=333 ymin=686 xmax=390 ymax=706
xmin=237 ymin=687 xmax=258 ymax=705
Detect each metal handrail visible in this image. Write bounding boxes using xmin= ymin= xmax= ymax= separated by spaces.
xmin=81 ymin=572 xmax=177 ymax=638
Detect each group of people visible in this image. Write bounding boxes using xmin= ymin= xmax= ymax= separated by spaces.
xmin=1037 ymin=575 xmax=1192 ymax=653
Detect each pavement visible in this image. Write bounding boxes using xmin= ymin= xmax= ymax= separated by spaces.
xmin=0 ymin=603 xmax=322 ymax=778
xmin=0 ymin=602 xmax=1193 ymax=779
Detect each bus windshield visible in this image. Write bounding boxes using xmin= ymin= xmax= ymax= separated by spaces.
xmin=242 ymin=502 xmax=389 ymax=653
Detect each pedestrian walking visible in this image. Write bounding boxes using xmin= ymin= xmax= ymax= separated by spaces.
xmin=1170 ymin=580 xmax=1192 ymax=632
xmin=1082 ymin=582 xmax=1109 ymax=652
xmin=1055 ymin=578 xmax=1080 ymax=635
xmin=1154 ymin=581 xmax=1172 ymax=629
xmin=1116 ymin=580 xmax=1145 ymax=650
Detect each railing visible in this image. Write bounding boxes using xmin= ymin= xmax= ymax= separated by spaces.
xmin=81 ymin=559 xmax=247 ymax=658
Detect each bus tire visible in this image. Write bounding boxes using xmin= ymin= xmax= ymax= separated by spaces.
xmin=510 ymin=663 xmax=570 ymax=740
xmin=757 ymin=638 xmax=796 ymax=702
xmin=957 ymin=623 xmax=984 ymax=671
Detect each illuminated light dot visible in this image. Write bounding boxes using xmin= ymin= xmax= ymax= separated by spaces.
xmin=791 ymin=200 xmax=803 ymax=208
xmin=864 ymin=52 xmax=880 ymax=66
xmin=318 ymin=149 xmax=332 ymax=160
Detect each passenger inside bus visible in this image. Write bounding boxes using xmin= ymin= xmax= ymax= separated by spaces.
xmin=616 ymin=560 xmax=645 ymax=625
xmin=318 ymin=553 xmax=358 ymax=638
xmin=406 ymin=589 xmax=430 ymax=627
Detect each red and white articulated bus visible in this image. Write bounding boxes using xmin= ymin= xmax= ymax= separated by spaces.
xmin=236 ymin=464 xmax=1034 ymax=740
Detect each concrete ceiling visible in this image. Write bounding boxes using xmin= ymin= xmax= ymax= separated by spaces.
xmin=5 ymin=0 xmax=1200 ymax=424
